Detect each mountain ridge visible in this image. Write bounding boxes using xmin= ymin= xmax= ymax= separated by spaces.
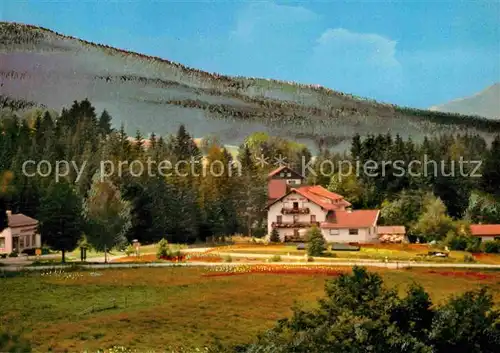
xmin=429 ymin=83 xmax=500 ymax=119
xmin=1 ymin=21 xmax=499 ymax=150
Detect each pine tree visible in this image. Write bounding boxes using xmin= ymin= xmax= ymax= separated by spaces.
xmin=98 ymin=109 xmax=113 ymax=135
xmin=307 ymin=226 xmax=325 ymax=256
xmin=0 ymin=197 xmax=8 ymax=232
xmin=38 ymin=182 xmax=83 ymax=262
xmin=481 ymin=135 xmax=500 ymax=197
xmin=269 ymin=228 xmax=280 ymax=243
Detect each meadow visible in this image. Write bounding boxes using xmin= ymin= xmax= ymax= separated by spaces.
xmin=2 ymin=266 xmax=500 ymax=352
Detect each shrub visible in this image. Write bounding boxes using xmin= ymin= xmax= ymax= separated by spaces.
xmin=124 ymin=244 xmax=135 ymax=257
xmin=0 ymin=331 xmax=31 ymax=352
xmin=156 ymin=238 xmax=170 ymax=259
xmin=223 ymin=255 xmax=233 ymax=263
xmin=307 ymin=226 xmax=325 ymax=257
xmin=483 ymin=240 xmax=500 ymax=254
xmin=269 ymin=228 xmax=280 ymax=243
xmin=269 ymin=255 xmax=282 ymax=262
xmin=8 ymin=251 xmax=18 ymax=258
xmin=465 ymin=237 xmax=482 ymax=253
xmin=252 ymin=227 xmax=267 ymax=238
xmin=307 ymin=256 xmax=314 ymax=262
xmin=445 ymin=232 xmax=469 ymax=251
xmin=463 ymin=254 xmax=476 ymax=263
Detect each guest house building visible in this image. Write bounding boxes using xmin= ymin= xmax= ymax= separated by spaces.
xmin=267 ymin=166 xmax=380 ymax=243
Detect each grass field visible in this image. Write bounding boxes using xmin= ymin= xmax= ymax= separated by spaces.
xmin=217 ymin=243 xmax=500 ymax=264
xmin=2 ymin=266 xmax=500 ymax=352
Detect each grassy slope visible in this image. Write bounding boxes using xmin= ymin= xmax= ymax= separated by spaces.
xmin=1 ymin=22 xmax=500 ymax=150
xmin=1 ymin=267 xmax=500 ymax=351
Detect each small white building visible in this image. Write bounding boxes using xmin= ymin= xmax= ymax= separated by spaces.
xmin=0 ymin=211 xmax=41 ymax=254
xmin=470 ymin=224 xmax=500 ymax=242
xmin=267 ymin=166 xmax=380 ymax=243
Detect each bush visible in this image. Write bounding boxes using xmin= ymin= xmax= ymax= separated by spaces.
xmin=124 ymin=244 xmax=135 ymax=257
xmin=0 ymin=331 xmax=31 ymax=352
xmin=269 ymin=228 xmax=280 ymax=243
xmin=252 ymin=227 xmax=267 ymax=238
xmin=483 ymin=240 xmax=500 ymax=254
xmin=445 ymin=232 xmax=469 ymax=251
xmin=465 ymin=237 xmax=482 ymax=253
xmin=269 ymin=255 xmax=282 ymax=262
xmin=223 ymin=255 xmax=233 ymax=263
xmin=156 ymin=238 xmax=170 ymax=259
xmin=463 ymin=254 xmax=476 ymax=263
xmin=307 ymin=256 xmax=314 ymax=262
xmin=8 ymin=251 xmax=18 ymax=258
xmin=307 ymin=226 xmax=325 ymax=257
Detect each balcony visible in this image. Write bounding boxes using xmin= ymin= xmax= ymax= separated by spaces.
xmin=271 ymin=221 xmax=320 ymax=229
xmin=281 ymin=207 xmax=310 ymax=214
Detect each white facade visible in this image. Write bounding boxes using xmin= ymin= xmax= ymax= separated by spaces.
xmin=477 ymin=235 xmax=499 ymax=242
xmin=321 ymin=226 xmax=378 ymax=243
xmin=0 ymin=226 xmax=41 ymax=254
xmin=267 ymin=191 xmax=327 ymax=241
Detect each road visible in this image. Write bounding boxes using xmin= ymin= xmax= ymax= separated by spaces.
xmin=3 ymin=260 xmax=500 ymax=272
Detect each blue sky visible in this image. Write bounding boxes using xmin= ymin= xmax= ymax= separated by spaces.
xmin=3 ymin=0 xmax=499 ymax=108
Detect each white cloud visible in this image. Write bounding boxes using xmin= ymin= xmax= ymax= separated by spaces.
xmin=315 ymin=28 xmax=400 ymax=68
xmin=309 ymin=28 xmax=403 ymax=100
xmin=231 ymin=2 xmax=318 ymax=41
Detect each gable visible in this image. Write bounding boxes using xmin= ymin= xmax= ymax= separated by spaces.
xmin=268 ymin=166 xmax=303 ymax=180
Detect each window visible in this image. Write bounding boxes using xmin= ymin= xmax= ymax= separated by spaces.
xmin=277 ymin=215 xmax=282 ymax=223
xmin=293 ymin=202 xmax=299 ymax=209
xmin=279 ymin=172 xmax=285 ymax=177
xmin=25 ymin=235 xmax=30 ymax=248
xmin=32 ymin=234 xmax=36 ymax=247
xmin=0 ymin=237 xmax=5 ymax=249
xmin=310 ymin=215 xmax=316 ymax=222
xmin=19 ymin=237 xmax=25 ymax=249
xmin=287 ymin=172 xmax=292 ymax=177
xmin=329 ymin=229 xmax=339 ymax=235
xmin=349 ymin=229 xmax=358 ymax=235
xmin=293 ymin=215 xmax=299 ymax=223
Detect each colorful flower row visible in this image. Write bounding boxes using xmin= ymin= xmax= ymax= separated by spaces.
xmin=204 ymin=264 xmax=345 ymax=277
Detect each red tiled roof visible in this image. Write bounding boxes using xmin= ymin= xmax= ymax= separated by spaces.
xmin=267 ymin=184 xmax=351 ymax=210
xmin=321 ymin=210 xmax=379 ymax=229
xmin=8 ymin=213 xmax=38 ymax=228
xmin=470 ymin=224 xmax=500 ymax=236
xmin=377 ymin=226 xmax=406 ymax=234
xmin=295 ymin=185 xmax=352 ymax=210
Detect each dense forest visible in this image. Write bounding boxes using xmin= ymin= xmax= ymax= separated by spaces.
xmin=1 ymin=99 xmax=500 ymax=256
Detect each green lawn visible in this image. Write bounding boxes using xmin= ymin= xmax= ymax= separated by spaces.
xmin=1 ymin=266 xmax=500 ymax=352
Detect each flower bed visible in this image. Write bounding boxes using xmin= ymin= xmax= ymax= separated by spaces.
xmin=425 ymin=270 xmax=498 ymax=281
xmin=185 ymin=252 xmax=223 ymax=262
xmin=203 ymin=264 xmax=346 ymax=277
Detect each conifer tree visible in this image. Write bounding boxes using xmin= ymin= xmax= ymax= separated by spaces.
xmin=38 ymin=182 xmax=83 ymax=262
xmin=83 ymin=173 xmax=131 ymax=262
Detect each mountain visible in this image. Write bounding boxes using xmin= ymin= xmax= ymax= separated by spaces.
xmin=429 ymin=84 xmax=500 ymax=119
xmin=1 ymin=22 xmax=500 ymax=150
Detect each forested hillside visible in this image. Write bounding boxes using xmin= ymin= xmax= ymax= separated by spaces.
xmin=1 ymin=99 xmax=500 ymax=251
